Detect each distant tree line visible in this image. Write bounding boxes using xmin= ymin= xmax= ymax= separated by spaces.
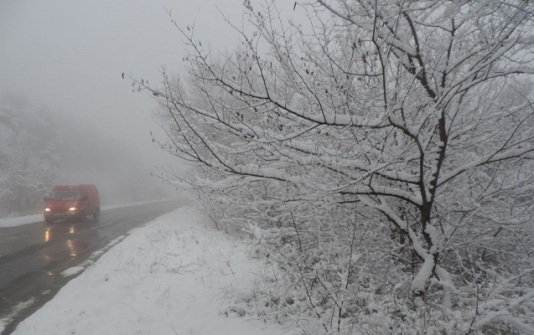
xmin=0 ymin=95 xmax=58 ymax=215
xmin=0 ymin=94 xmax=174 ymax=217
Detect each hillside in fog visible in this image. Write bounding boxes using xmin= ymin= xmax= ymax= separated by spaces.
xmin=0 ymin=93 xmax=176 ymax=217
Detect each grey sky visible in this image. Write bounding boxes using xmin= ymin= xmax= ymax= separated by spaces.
xmin=0 ymin=0 xmax=250 ymax=171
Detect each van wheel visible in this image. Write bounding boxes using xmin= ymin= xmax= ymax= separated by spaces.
xmin=93 ymin=208 xmax=100 ymax=220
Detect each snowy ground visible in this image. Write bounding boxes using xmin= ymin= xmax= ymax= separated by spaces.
xmin=0 ymin=200 xmax=172 ymax=228
xmin=0 ymin=214 xmax=43 ymax=229
xmin=9 ymin=206 xmax=295 ymax=335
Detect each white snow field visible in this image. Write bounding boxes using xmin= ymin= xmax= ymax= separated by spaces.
xmin=11 ymin=206 xmax=294 ymax=335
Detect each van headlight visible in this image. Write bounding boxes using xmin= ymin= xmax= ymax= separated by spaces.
xmin=68 ymin=207 xmax=77 ymax=211
xmin=45 ymin=208 xmax=51 ymax=212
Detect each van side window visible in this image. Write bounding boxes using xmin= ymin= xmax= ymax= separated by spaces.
xmin=80 ymin=190 xmax=87 ymax=200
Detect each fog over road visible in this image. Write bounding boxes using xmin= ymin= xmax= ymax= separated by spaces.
xmin=0 ymin=199 xmax=186 ymax=334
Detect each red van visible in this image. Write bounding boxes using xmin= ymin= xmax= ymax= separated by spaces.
xmin=44 ymin=184 xmax=100 ymax=223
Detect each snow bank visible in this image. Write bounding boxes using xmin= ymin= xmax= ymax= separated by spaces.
xmin=12 ymin=206 xmax=293 ymax=335
xmin=59 ymin=266 xmax=85 ymax=278
xmin=0 ymin=299 xmax=35 ymax=334
xmin=0 ymin=214 xmax=43 ymax=228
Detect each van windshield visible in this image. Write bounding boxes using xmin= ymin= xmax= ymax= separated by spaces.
xmin=48 ymin=189 xmax=82 ymax=200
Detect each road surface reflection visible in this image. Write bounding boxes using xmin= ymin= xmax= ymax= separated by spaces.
xmin=40 ymin=221 xmax=100 ymax=272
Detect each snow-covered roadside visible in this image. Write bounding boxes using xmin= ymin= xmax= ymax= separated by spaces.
xmin=0 ymin=214 xmax=43 ymax=229
xmin=10 ymin=206 xmax=294 ymax=335
xmin=0 ymin=200 xmax=174 ymax=228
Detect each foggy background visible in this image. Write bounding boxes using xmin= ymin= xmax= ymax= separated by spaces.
xmin=0 ymin=0 xmax=252 ymax=215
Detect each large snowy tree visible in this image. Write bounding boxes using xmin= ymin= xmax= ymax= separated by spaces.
xmin=141 ymin=0 xmax=534 ymax=333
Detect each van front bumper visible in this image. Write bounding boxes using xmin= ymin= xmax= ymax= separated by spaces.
xmin=44 ymin=211 xmax=83 ymax=220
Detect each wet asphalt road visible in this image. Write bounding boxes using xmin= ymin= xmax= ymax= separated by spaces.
xmin=0 ymin=199 xmax=187 ymax=334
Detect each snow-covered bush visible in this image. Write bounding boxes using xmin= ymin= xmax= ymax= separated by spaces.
xmin=143 ymin=0 xmax=534 ymax=333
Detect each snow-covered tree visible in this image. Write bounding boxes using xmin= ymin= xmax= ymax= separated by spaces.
xmin=0 ymin=96 xmax=59 ymax=216
xmin=142 ymin=1 xmax=534 ymax=333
